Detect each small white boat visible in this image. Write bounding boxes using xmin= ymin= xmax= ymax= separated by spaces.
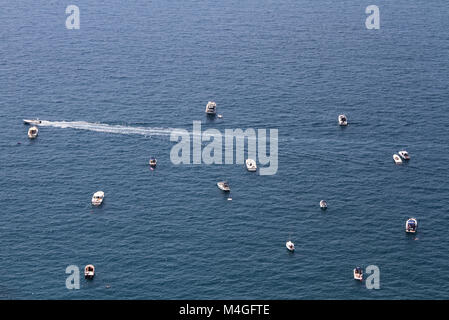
xmin=205 ymin=101 xmax=217 ymax=115
xmin=217 ymin=114 xmax=223 ymax=119
xmin=405 ymin=218 xmax=418 ymax=233
xmin=28 ymin=126 xmax=38 ymax=139
xmin=398 ymin=150 xmax=410 ymax=160
xmin=84 ymin=265 xmax=95 ymax=279
xmin=338 ymin=114 xmax=348 ymax=126
xmin=353 ymin=267 xmax=363 ymax=281
xmin=23 ymin=119 xmax=42 ymax=125
xmin=320 ymin=200 xmax=327 ymax=210
xmin=245 ymin=159 xmax=257 ymax=172
xmin=286 ymin=241 xmax=295 ymax=252
xmin=217 ymin=181 xmax=230 ymax=192
xmin=91 ymin=191 xmax=104 ymax=206
xmin=149 ymin=157 xmax=157 ymax=167
xmin=393 ymin=154 xmax=402 ymax=164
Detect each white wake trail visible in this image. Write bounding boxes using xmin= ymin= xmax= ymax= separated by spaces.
xmin=37 ymin=120 xmax=180 ymax=137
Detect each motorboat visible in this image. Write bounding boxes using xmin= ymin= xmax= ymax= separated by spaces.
xmin=91 ymin=191 xmax=104 ymax=206
xmin=205 ymin=101 xmax=217 ymax=115
xmin=338 ymin=114 xmax=348 ymax=126
xmin=286 ymin=241 xmax=295 ymax=252
xmin=217 ymin=114 xmax=223 ymax=119
xmin=217 ymin=181 xmax=230 ymax=192
xmin=393 ymin=154 xmax=402 ymax=164
xmin=405 ymin=218 xmax=418 ymax=233
xmin=149 ymin=157 xmax=157 ymax=167
xmin=353 ymin=267 xmax=363 ymax=281
xmin=28 ymin=126 xmax=38 ymax=139
xmin=320 ymin=200 xmax=327 ymax=210
xmin=398 ymin=150 xmax=410 ymax=160
xmin=245 ymin=159 xmax=257 ymax=172
xmin=23 ymin=119 xmax=42 ymax=125
xmin=84 ymin=265 xmax=95 ymax=279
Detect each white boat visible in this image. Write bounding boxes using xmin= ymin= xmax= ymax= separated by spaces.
xmin=398 ymin=150 xmax=410 ymax=160
xmin=320 ymin=200 xmax=327 ymax=210
xmin=28 ymin=126 xmax=38 ymax=139
xmin=23 ymin=119 xmax=42 ymax=125
xmin=286 ymin=241 xmax=295 ymax=252
xmin=393 ymin=154 xmax=402 ymax=164
xmin=353 ymin=267 xmax=363 ymax=281
xmin=405 ymin=218 xmax=418 ymax=233
xmin=338 ymin=114 xmax=348 ymax=126
xmin=91 ymin=191 xmax=104 ymax=206
xmin=245 ymin=159 xmax=257 ymax=172
xmin=217 ymin=181 xmax=230 ymax=192
xmin=84 ymin=265 xmax=95 ymax=279
xmin=149 ymin=157 xmax=157 ymax=167
xmin=205 ymin=101 xmax=217 ymax=115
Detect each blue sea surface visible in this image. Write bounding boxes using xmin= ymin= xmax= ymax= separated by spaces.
xmin=1 ymin=0 xmax=449 ymax=299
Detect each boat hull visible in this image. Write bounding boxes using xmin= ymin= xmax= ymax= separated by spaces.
xmin=393 ymin=154 xmax=402 ymax=164
xmin=286 ymin=241 xmax=295 ymax=251
xmin=405 ymin=218 xmax=418 ymax=233
xmin=245 ymin=159 xmax=257 ymax=172
xmin=28 ymin=127 xmax=39 ymax=139
xmin=217 ymin=185 xmax=230 ymax=192
xmin=23 ymin=119 xmax=42 ymax=125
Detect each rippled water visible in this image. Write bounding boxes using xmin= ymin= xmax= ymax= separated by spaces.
xmin=1 ymin=0 xmax=449 ymax=299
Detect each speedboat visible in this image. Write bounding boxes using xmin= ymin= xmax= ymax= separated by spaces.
xmin=84 ymin=265 xmax=95 ymax=279
xmin=205 ymin=101 xmax=217 ymax=115
xmin=320 ymin=200 xmax=327 ymax=210
xmin=405 ymin=218 xmax=418 ymax=233
xmin=398 ymin=150 xmax=410 ymax=160
xmin=286 ymin=241 xmax=295 ymax=252
xmin=149 ymin=157 xmax=157 ymax=167
xmin=338 ymin=114 xmax=348 ymax=126
xmin=23 ymin=119 xmax=42 ymax=125
xmin=393 ymin=154 xmax=402 ymax=164
xmin=91 ymin=191 xmax=104 ymax=206
xmin=28 ymin=126 xmax=38 ymax=139
xmin=217 ymin=181 xmax=230 ymax=192
xmin=245 ymin=159 xmax=257 ymax=172
xmin=353 ymin=267 xmax=363 ymax=281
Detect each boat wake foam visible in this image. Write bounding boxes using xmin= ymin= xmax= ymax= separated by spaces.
xmin=33 ymin=120 xmax=265 ymax=141
xmin=36 ymin=120 xmax=180 ymax=138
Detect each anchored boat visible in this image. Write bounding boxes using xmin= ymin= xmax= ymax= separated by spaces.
xmin=393 ymin=154 xmax=402 ymax=164
xmin=406 ymin=218 xmax=418 ymax=233
xmin=353 ymin=267 xmax=363 ymax=281
xmin=149 ymin=157 xmax=157 ymax=167
xmin=84 ymin=265 xmax=95 ymax=279
xmin=338 ymin=114 xmax=348 ymax=126
xmin=398 ymin=150 xmax=410 ymax=160
xmin=28 ymin=126 xmax=38 ymax=139
xmin=286 ymin=241 xmax=295 ymax=252
xmin=245 ymin=159 xmax=257 ymax=172
xmin=205 ymin=101 xmax=217 ymax=115
xmin=320 ymin=200 xmax=328 ymax=210
xmin=217 ymin=181 xmax=230 ymax=192
xmin=91 ymin=191 xmax=104 ymax=206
